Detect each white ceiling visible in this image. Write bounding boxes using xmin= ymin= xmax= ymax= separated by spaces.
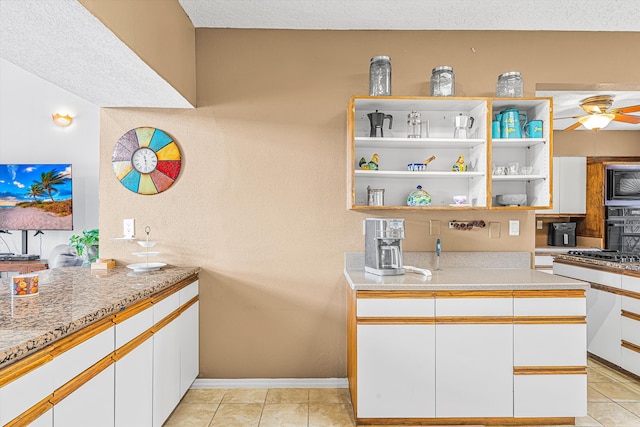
xmin=1 ymin=0 xmax=639 ymax=117
xmin=178 ymin=0 xmax=640 ymax=32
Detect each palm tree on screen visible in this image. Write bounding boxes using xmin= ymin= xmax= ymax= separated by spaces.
xmin=26 ymin=183 xmax=45 ymax=202
xmin=37 ymin=169 xmax=70 ymax=202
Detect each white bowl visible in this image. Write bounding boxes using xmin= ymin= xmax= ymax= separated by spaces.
xmin=496 ymin=194 xmax=527 ymax=206
xmin=137 ymin=241 xmax=157 ymax=248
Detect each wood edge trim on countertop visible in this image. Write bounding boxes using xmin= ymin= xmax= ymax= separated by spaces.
xmin=50 ymin=353 xmax=114 ymax=405
xmin=112 ymin=299 xmax=154 ymax=324
xmin=149 ymin=274 xmax=198 ymax=304
xmin=48 ymin=315 xmax=114 ymax=358
xmin=513 ymin=290 xmax=585 ymax=298
xmin=622 ymin=310 xmax=640 ymax=322
xmin=357 ymin=317 xmax=436 ymax=325
xmin=0 ymin=347 xmax=54 ymax=387
xmin=5 ymin=394 xmax=53 ymax=427
xmin=112 ymin=330 xmax=154 ymax=362
xmin=355 ymin=416 xmax=575 ymax=426
xmin=622 ymin=340 xmax=640 ymax=354
xmin=357 ymin=291 xmax=435 ymax=299
xmin=514 ymin=366 xmax=587 ymax=375
xmin=514 ymin=316 xmax=586 ymax=324
xmin=436 ymin=316 xmax=513 ymax=324
xmin=434 ymin=290 xmax=513 ymax=298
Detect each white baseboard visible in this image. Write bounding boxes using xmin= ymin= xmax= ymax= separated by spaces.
xmin=192 ymin=378 xmax=349 ymax=389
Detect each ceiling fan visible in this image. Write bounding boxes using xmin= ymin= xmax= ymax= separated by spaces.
xmin=558 ymin=95 xmax=640 ymax=131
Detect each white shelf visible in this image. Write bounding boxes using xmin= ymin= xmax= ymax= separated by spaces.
xmin=356 ymin=170 xmax=485 ymax=179
xmin=492 ymin=174 xmax=546 ymax=181
xmin=492 ymin=138 xmax=547 ymax=148
xmin=355 ymin=137 xmax=484 ymax=149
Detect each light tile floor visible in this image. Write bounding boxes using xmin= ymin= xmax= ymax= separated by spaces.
xmin=164 ymin=357 xmax=640 ymax=427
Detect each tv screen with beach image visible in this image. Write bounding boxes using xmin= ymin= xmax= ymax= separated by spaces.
xmin=0 ymin=164 xmax=73 ymax=231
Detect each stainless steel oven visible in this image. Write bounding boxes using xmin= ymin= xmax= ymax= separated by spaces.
xmin=606 ymin=206 xmax=640 ymax=253
xmin=606 ymin=164 xmax=640 ymax=206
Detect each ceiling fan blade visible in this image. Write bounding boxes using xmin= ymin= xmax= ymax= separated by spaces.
xmin=612 ymin=104 xmax=640 ymax=114
xmin=612 ymin=113 xmax=640 ymax=124
xmin=554 ymin=115 xmax=582 ymax=120
xmin=563 ymin=121 xmax=583 ymax=131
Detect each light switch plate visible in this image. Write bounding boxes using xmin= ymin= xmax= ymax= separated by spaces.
xmin=509 ymin=220 xmax=520 ymax=236
xmin=537 ymin=220 xmax=543 ymax=230
xmin=123 ymin=219 xmax=135 ymax=238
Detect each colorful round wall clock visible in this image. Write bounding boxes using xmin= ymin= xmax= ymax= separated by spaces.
xmin=112 ymin=127 xmax=182 ymax=195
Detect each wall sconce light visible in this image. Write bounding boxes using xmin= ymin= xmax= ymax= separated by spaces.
xmin=52 ymin=113 xmax=73 ymax=127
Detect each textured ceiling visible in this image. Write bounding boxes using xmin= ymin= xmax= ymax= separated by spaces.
xmin=178 ymin=0 xmax=640 ymax=31
xmin=0 ymin=0 xmax=639 ymax=111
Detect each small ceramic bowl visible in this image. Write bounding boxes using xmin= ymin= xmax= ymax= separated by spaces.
xmin=408 ymin=163 xmax=427 ymax=172
xmin=452 ymin=195 xmax=468 ymax=205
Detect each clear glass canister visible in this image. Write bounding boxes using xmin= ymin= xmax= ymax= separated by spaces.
xmin=430 ymin=66 xmax=455 ymax=96
xmin=369 ymin=56 xmax=391 ymax=96
xmin=496 ymin=71 xmax=523 ymax=97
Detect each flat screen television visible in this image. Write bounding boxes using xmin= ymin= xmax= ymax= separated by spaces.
xmin=0 ymin=164 xmax=73 ymax=231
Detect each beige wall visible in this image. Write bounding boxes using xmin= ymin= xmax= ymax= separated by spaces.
xmin=80 ymin=0 xmax=196 ymax=106
xmin=98 ymin=29 xmax=640 ymax=378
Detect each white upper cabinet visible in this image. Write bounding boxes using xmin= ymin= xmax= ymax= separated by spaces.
xmin=536 ymin=157 xmax=586 ymax=215
xmin=347 ymin=96 xmax=552 ymax=210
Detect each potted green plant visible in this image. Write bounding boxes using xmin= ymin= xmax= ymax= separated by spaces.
xmin=69 ymin=229 xmax=99 ymax=266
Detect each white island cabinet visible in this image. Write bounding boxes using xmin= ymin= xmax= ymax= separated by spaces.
xmin=345 ymin=268 xmax=587 ymax=426
xmin=0 ymin=272 xmax=199 ymax=427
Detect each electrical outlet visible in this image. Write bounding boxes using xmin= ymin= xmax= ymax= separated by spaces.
xmin=509 ymin=220 xmax=520 ymax=236
xmin=537 ymin=220 xmax=543 ymax=230
xmin=123 ymin=219 xmax=135 ymax=238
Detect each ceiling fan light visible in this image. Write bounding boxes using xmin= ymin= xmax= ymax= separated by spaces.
xmin=578 ymin=113 xmax=615 ymax=130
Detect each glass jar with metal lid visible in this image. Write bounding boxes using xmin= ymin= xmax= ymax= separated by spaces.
xmin=430 ymin=66 xmax=455 ymax=96
xmin=369 ymin=56 xmax=391 ymax=96
xmin=496 ymin=71 xmax=523 ymax=97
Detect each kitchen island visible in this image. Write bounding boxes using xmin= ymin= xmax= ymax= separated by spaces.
xmin=0 ymin=265 xmax=200 ymax=426
xmin=345 ymin=267 xmax=589 ymax=426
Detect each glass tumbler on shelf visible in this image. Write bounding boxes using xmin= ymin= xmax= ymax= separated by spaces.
xmin=369 ymin=56 xmax=391 ymax=96
xmin=407 ymin=111 xmax=422 ymax=138
xmin=430 ymin=66 xmax=455 ymax=96
xmin=496 ymin=71 xmax=523 ymax=97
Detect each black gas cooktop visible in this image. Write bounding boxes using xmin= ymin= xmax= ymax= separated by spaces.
xmin=566 ymin=250 xmax=640 ymax=263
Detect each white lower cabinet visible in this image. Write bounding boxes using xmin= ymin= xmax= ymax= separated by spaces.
xmin=586 ymin=287 xmax=621 ymax=365
xmin=514 ymin=374 xmax=586 ymax=417
xmin=357 ymin=324 xmax=435 ymax=418
xmin=115 ymin=338 xmax=153 ymax=427
xmin=153 ymin=315 xmax=182 ymax=426
xmin=53 ymin=364 xmax=115 ymax=427
xmin=180 ymin=301 xmax=200 ymax=396
xmin=436 ymin=323 xmax=513 ymax=417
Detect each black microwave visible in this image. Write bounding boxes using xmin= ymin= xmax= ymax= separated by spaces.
xmin=606 ymin=164 xmax=640 ymax=206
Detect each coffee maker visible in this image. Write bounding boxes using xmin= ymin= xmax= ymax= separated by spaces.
xmin=364 ymin=218 xmax=405 ymax=276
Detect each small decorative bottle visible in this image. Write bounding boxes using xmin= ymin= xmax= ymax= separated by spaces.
xmin=496 ymin=72 xmax=523 ymax=97
xmin=369 ymin=56 xmax=391 ymax=96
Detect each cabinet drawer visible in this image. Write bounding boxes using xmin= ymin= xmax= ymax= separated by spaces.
xmin=622 ymin=296 xmax=640 ymax=315
xmin=554 ymin=264 xmax=620 ymax=288
xmin=357 ymin=298 xmax=434 ymax=318
xmin=179 ymin=280 xmax=199 ymax=305
xmin=514 ymin=297 xmax=585 ymax=316
xmin=514 ymin=374 xmax=586 ymax=417
xmin=115 ymin=304 xmax=154 ymax=348
xmin=154 ymin=292 xmax=180 ymax=323
xmin=622 ymin=275 xmax=640 ymax=294
xmin=53 ymin=326 xmax=114 ymax=389
xmin=621 ymin=346 xmax=640 ymax=376
xmin=0 ymin=357 xmax=55 ymax=425
xmin=514 ymin=324 xmax=586 ymax=366
xmin=621 ymin=315 xmax=640 ymax=346
xmin=436 ymin=298 xmax=512 ymax=317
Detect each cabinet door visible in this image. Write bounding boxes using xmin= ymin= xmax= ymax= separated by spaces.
xmin=153 ymin=319 xmax=181 ymax=427
xmin=29 ymin=408 xmax=53 ymax=427
xmin=53 ymin=364 xmax=115 ymax=427
xmin=357 ymin=324 xmax=435 ymax=418
xmin=179 ymin=301 xmax=199 ymax=396
xmin=115 ymin=338 xmax=153 ymax=427
xmin=436 ymin=323 xmax=513 ymax=417
xmin=0 ymin=357 xmax=55 ymax=425
xmin=558 ymin=157 xmax=586 ymax=214
xmin=514 ymin=374 xmax=586 ymax=417
xmin=586 ymin=287 xmax=621 ymax=365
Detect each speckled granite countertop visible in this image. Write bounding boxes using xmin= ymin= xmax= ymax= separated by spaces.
xmin=0 ymin=265 xmax=199 ymax=369
xmin=554 ymin=254 xmax=640 ymax=274
xmin=344 ymin=268 xmax=589 ymax=291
